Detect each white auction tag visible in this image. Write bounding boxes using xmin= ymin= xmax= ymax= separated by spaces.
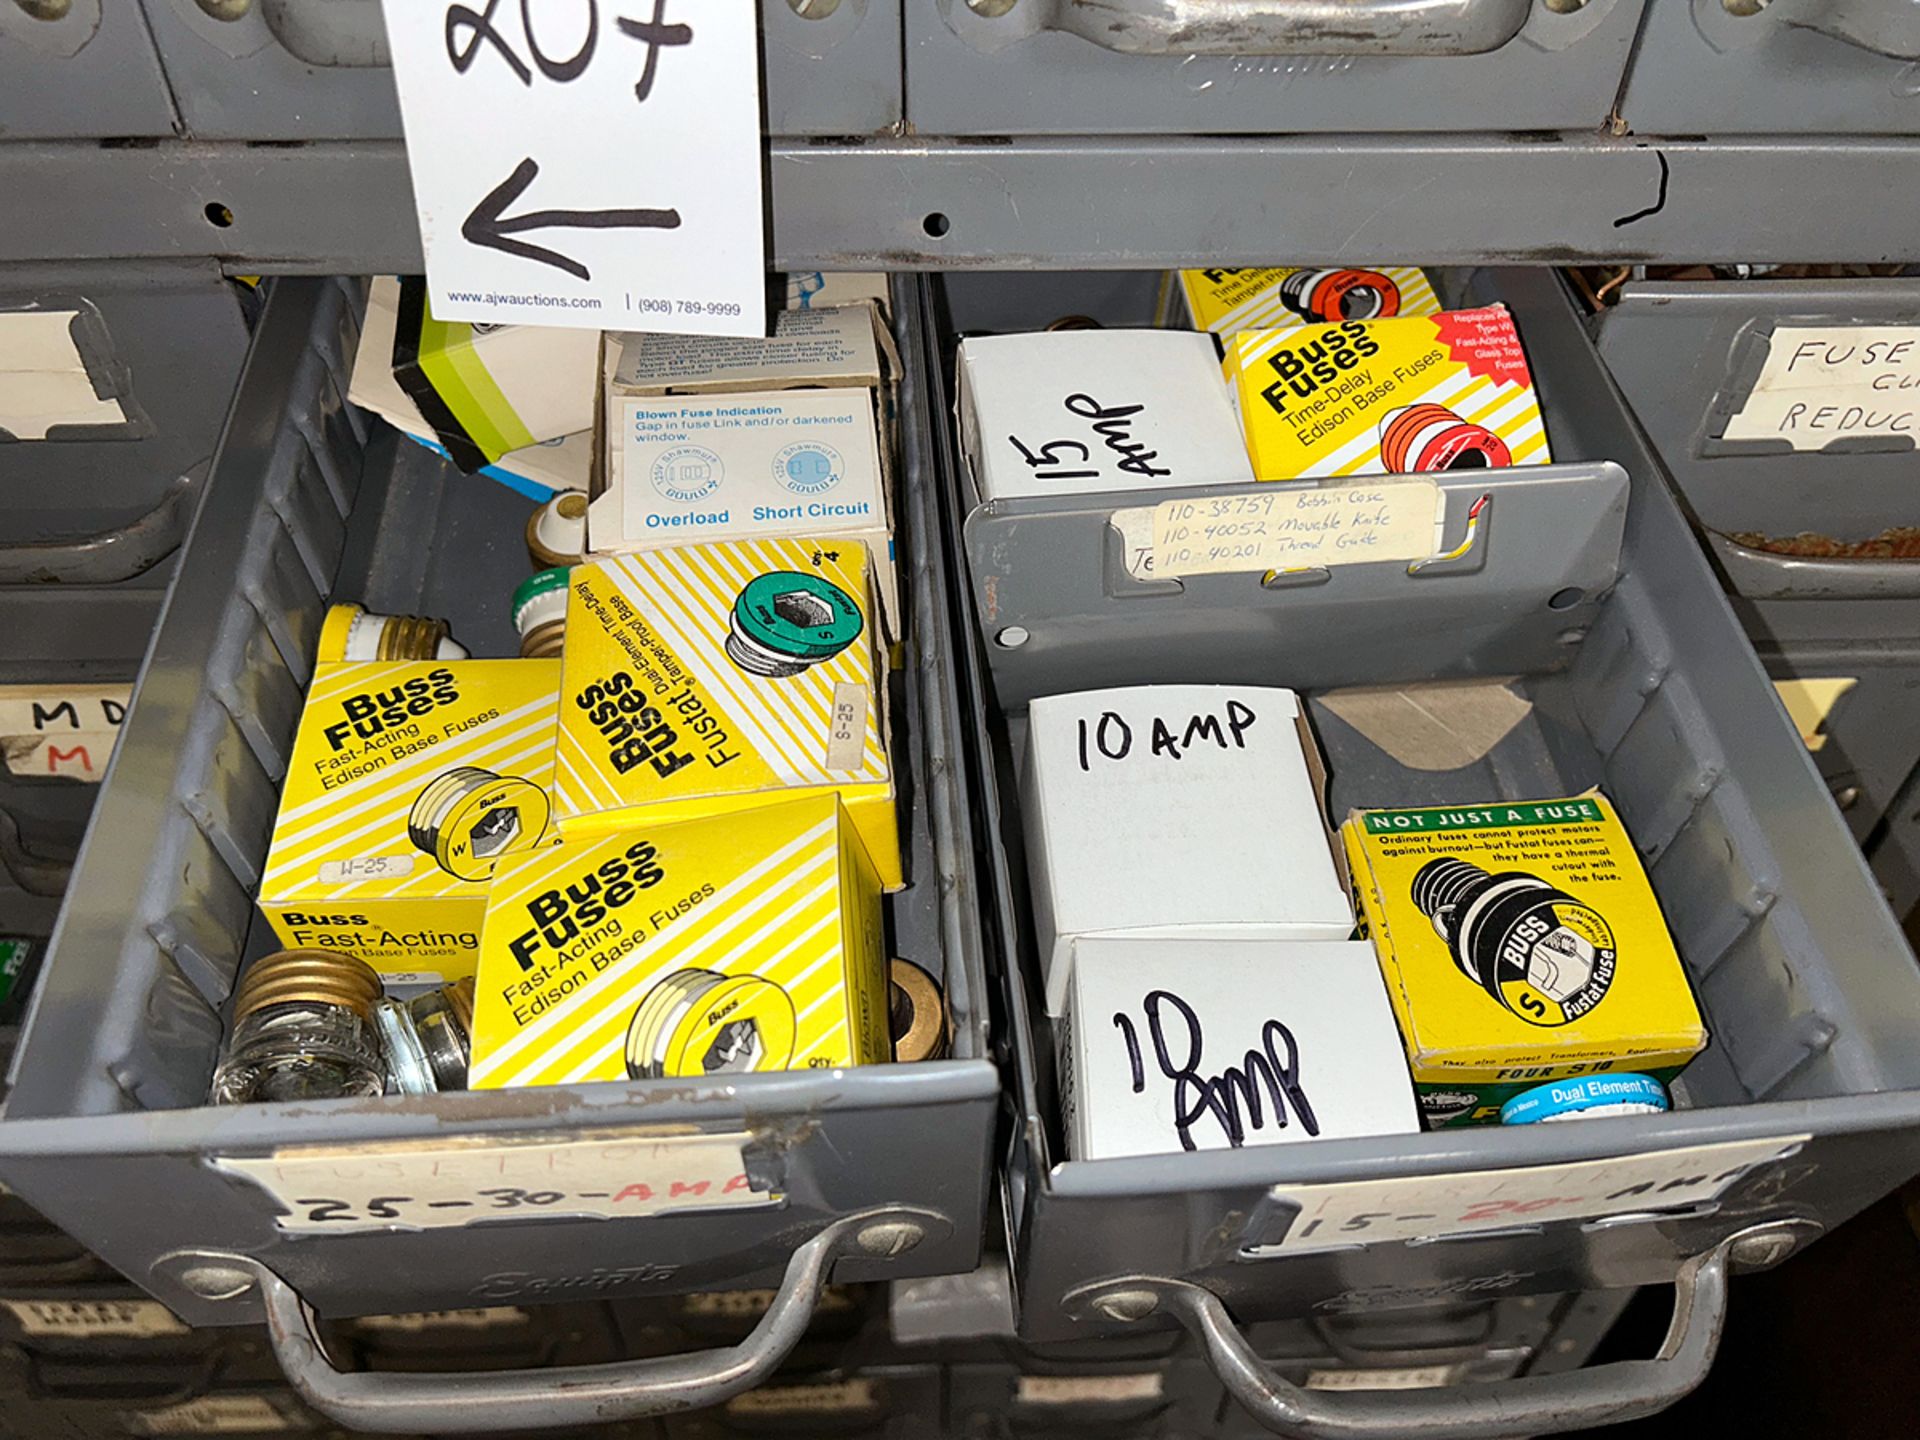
xmin=0 ymin=1297 xmax=189 ymax=1339
xmin=214 ymin=1129 xmax=776 ymax=1234
xmin=1150 ymin=481 xmax=1439 ymax=578
xmin=1016 ymin=1373 xmax=1164 ymax=1405
xmin=1252 ymin=1134 xmax=1808 ymax=1254
xmin=1306 ymin=1366 xmax=1462 ymax=1391
xmin=1724 ymin=325 xmax=1920 ymax=450
xmin=382 ymin=1 xmax=764 ymax=336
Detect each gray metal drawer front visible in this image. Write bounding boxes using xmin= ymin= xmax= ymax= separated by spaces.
xmin=0 ymin=270 xmax=998 ymax=1427
xmin=929 ymin=267 xmax=1920 ymax=1427
xmin=906 ymin=0 xmax=1643 ymax=134
xmin=1619 ymin=0 xmax=1920 ymax=134
xmin=1591 ymin=278 xmax=1920 ymax=544
xmin=139 ymin=0 xmax=902 ymax=140
xmin=0 ymin=0 xmax=177 ymax=139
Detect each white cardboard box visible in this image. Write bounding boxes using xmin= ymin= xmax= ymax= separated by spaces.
xmin=347 ymin=278 xmax=590 ymax=500
xmin=1022 ymin=684 xmax=1352 ymax=1016
xmin=610 ymin=304 xmax=887 ymax=396
xmin=1060 ymin=937 xmax=1422 ymax=1161
xmin=587 ymin=387 xmax=899 ymax=634
xmin=955 ymin=331 xmax=1254 ymax=502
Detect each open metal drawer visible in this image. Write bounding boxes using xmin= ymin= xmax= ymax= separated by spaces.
xmin=929 ymin=265 xmax=1920 ymax=1434
xmin=0 ymin=275 xmax=998 ymax=1432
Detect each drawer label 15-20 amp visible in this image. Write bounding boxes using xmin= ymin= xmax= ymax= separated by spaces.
xmin=214 ymin=1129 xmax=776 ymax=1234
xmin=1251 ymin=1134 xmax=1809 ymax=1254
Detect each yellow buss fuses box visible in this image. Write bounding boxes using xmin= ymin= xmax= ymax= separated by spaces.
xmin=1343 ymin=792 xmax=1707 ymax=1128
xmin=259 ymin=660 xmax=563 ymax=985
xmin=467 ymin=795 xmax=889 ymax=1089
xmin=1224 ymin=306 xmax=1552 ymax=483
xmin=554 ymin=541 xmax=901 ymax=890
xmin=1172 ymin=266 xmax=1441 ymax=335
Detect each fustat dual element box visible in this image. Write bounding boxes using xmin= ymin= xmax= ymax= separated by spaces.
xmin=1168 ymin=266 xmax=1442 ymax=336
xmin=555 ymin=542 xmax=900 ymax=889
xmin=1344 ymin=792 xmax=1708 ymax=1128
xmin=468 ymin=795 xmax=888 ymax=1090
xmin=588 ymin=388 xmax=898 ymax=636
xmin=1021 ymin=684 xmax=1352 ymax=1016
xmin=955 ymin=331 xmax=1255 ymax=502
xmin=1059 ymin=937 xmax=1421 ymax=1161
xmin=259 ymin=660 xmax=561 ymax=984
xmin=1223 ymin=306 xmax=1552 ymax=482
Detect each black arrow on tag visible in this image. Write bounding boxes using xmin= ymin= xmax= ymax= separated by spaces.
xmin=462 ymin=157 xmax=681 ymax=282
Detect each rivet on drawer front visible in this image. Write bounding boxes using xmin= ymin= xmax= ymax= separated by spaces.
xmin=195 ymin=0 xmax=252 ymax=20
xmin=856 ymin=1220 xmax=927 ymax=1259
xmin=14 ymin=0 xmax=71 ymax=21
xmin=1092 ymin=1289 xmax=1159 ymax=1323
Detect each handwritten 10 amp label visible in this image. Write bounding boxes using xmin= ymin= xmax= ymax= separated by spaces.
xmin=1251 ymin=1134 xmax=1808 ymax=1255
xmin=1144 ymin=480 xmax=1439 ymax=579
xmin=214 ymin=1130 xmax=775 ymax=1235
xmin=381 ymin=1 xmax=763 ymax=335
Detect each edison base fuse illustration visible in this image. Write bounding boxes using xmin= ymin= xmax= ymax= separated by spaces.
xmin=1278 ymin=267 xmax=1404 ymax=325
xmin=1379 ymin=403 xmax=1515 ymax=474
xmin=624 ymin=968 xmax=799 ymax=1079
xmin=407 ymin=765 xmax=552 ymax=881
xmin=725 ymin=569 xmax=864 ymax=678
xmin=1411 ymin=855 xmax=1618 ymax=1026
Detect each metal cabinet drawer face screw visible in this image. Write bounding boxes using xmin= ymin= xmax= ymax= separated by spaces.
xmin=1091 ymin=1289 xmax=1160 ymax=1322
xmin=1544 ymin=0 xmax=1590 ymax=11
xmin=1722 ymin=0 xmax=1768 ymax=15
xmin=787 ymin=0 xmax=844 ymax=16
xmin=195 ymin=0 xmax=251 ymax=18
xmin=14 ymin=0 xmax=70 ymax=20
xmin=210 ymin=949 xmax=387 ymax=1104
xmin=855 ymin=1219 xmax=927 ymax=1258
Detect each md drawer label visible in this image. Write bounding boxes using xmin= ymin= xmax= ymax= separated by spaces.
xmin=0 ymin=683 xmax=128 ymax=782
xmin=1251 ymin=1133 xmax=1808 ymax=1254
xmin=213 ymin=1129 xmax=776 ymax=1234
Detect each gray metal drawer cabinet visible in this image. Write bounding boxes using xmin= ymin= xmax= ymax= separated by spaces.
xmin=0 ymin=275 xmax=998 ymax=1435
xmin=1589 ymin=274 xmax=1920 ymax=914
xmin=137 ymin=0 xmax=902 ymax=140
xmin=0 ymin=0 xmax=176 ymax=140
xmin=930 ymin=266 xmax=1920 ymax=1434
xmin=904 ymin=0 xmax=1645 ymax=135
xmin=1620 ymin=0 xmax=1920 ymax=136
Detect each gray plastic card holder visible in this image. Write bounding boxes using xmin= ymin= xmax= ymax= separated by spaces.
xmin=959 ymin=466 xmax=1629 ymax=711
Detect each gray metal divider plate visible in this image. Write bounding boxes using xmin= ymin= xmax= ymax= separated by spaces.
xmin=0 ymin=276 xmax=999 ymax=1328
xmin=0 ymin=1 xmax=176 ymax=140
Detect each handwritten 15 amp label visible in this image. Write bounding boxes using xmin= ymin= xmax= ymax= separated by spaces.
xmin=1252 ymin=1134 xmax=1809 ymax=1255
xmin=381 ymin=1 xmax=764 ymax=335
xmin=213 ymin=1130 xmax=776 ymax=1234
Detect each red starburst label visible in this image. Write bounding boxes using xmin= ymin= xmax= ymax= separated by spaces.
xmin=1432 ymin=306 xmax=1534 ymax=389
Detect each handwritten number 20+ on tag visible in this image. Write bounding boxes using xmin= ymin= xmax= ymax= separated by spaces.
xmin=443 ymin=1 xmax=692 ymax=282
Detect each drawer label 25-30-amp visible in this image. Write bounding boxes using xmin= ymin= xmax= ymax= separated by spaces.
xmin=214 ymin=1130 xmax=775 ymax=1234
xmin=1252 ymin=1134 xmax=1809 ymax=1254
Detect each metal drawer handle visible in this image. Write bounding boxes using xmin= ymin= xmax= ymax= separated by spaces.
xmin=1069 ymin=1222 xmax=1807 ymax=1439
xmin=256 ymin=1207 xmax=940 ymax=1433
xmin=1002 ymin=0 xmax=1533 ymax=57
